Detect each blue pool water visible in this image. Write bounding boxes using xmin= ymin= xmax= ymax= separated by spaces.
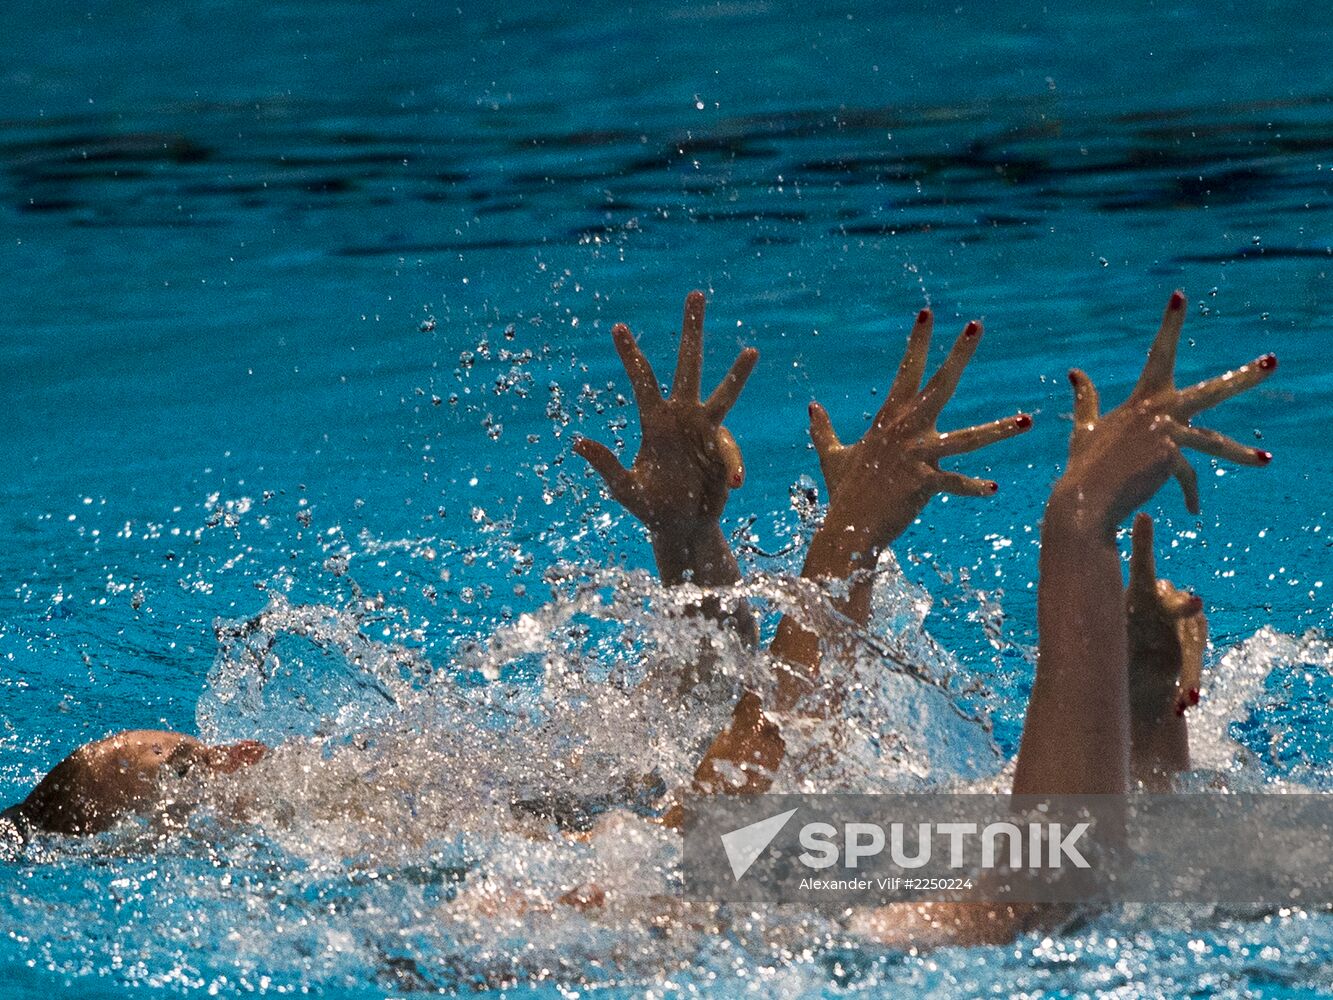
xmin=2 ymin=1 xmax=1332 ymax=995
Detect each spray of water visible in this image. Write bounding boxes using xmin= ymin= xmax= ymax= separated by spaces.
xmin=4 ymin=539 xmax=1328 ymax=991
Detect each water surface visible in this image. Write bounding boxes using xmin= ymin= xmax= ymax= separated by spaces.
xmin=2 ymin=2 xmax=1331 ymax=996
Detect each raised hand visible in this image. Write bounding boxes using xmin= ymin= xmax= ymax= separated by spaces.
xmin=1126 ymin=513 xmax=1206 ymax=711
xmin=574 ymin=291 xmax=758 ymax=545
xmin=765 ymin=308 xmax=1032 ymax=708
xmin=1125 ymin=513 xmax=1206 ymax=787
xmin=805 ymin=308 xmax=1033 ymax=558
xmin=1059 ymin=290 xmax=1276 ymax=533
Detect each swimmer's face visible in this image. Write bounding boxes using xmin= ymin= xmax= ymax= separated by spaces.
xmin=171 ymin=740 xmax=269 ymax=777
xmin=207 ymin=740 xmax=269 ymax=774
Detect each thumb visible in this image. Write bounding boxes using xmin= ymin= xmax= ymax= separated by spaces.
xmin=717 ymin=426 xmax=744 ymax=489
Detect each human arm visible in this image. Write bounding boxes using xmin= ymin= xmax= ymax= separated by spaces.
xmin=1012 ymin=290 xmax=1274 ymax=796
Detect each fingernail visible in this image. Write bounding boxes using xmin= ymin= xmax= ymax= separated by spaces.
xmin=730 ymin=472 xmax=743 ymax=488
xmin=1169 ymin=290 xmax=1185 ymax=310
xmin=986 ymin=481 xmax=999 ymax=494
xmin=1255 ymin=449 xmax=1272 ymax=464
xmin=1175 ymin=702 xmax=1187 ymax=717
xmin=1186 ymin=595 xmax=1203 ymax=614
xmin=1015 ymin=413 xmax=1032 ymax=429
xmin=1258 ymin=353 xmax=1277 ymax=371
xmin=1188 ymin=688 xmax=1200 ymax=705
xmin=808 ymin=402 xmax=818 ymax=418
xmin=917 ymin=308 xmax=931 ymax=323
xmin=1067 ymin=370 xmax=1080 ymax=385
xmin=964 ymin=320 xmax=981 ymax=338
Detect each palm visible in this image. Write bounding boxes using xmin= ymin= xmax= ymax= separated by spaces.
xmin=574 ymin=291 xmax=757 ymax=534
xmin=632 ymin=401 xmax=736 ymax=524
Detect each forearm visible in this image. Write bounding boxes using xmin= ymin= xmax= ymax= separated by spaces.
xmin=769 ymin=495 xmax=914 ymax=708
xmin=650 ymin=520 xmax=759 ymax=655
xmin=1012 ymin=490 xmax=1131 ymax=795
xmin=686 ymin=297 xmax=1030 ymax=799
xmin=686 ymin=520 xmax=877 ymax=797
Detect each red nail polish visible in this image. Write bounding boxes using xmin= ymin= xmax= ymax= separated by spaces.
xmin=917 ymin=308 xmax=930 ymax=323
xmin=1175 ymin=703 xmax=1187 ymax=717
xmin=730 ymin=473 xmax=743 ymax=488
xmin=1067 ymin=370 xmax=1080 ymax=385
xmin=1258 ymin=354 xmax=1277 ymax=371
xmin=1186 ymin=595 xmax=1203 ymax=614
xmin=1015 ymin=413 xmax=1032 ymax=429
xmin=1188 ymin=688 xmax=1200 ymax=705
xmin=1169 ymin=290 xmax=1185 ymax=310
xmin=1255 ymin=449 xmax=1272 ymax=464
xmin=964 ymin=321 xmax=981 ymax=338
xmin=986 ymin=481 xmax=999 ymax=494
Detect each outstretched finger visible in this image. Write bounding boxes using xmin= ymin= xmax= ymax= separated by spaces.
xmin=1133 ymin=290 xmax=1186 ymax=396
xmin=717 ymin=426 xmax=745 ymax=489
xmin=704 ymin=347 xmax=760 ymax=421
xmin=1069 ymin=369 xmax=1100 ymax=426
xmin=1129 ymin=512 xmax=1158 ymax=589
xmin=1174 ymin=354 xmax=1277 ymax=417
xmin=671 ymin=290 xmax=706 ymax=402
xmin=612 ymin=323 xmax=664 ymax=414
xmin=931 ymin=468 xmax=998 ymax=498
xmin=1167 ymin=420 xmax=1272 ymax=467
xmin=573 ymin=437 xmax=636 ymax=503
xmin=883 ymin=308 xmax=934 ymax=415
xmin=932 ymin=413 xmax=1033 ymax=457
xmin=1171 ymin=450 xmax=1201 ymax=515
xmin=807 ymin=401 xmax=842 ymax=460
xmin=913 ymin=320 xmax=982 ymax=424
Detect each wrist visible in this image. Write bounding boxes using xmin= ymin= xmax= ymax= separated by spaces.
xmin=801 ymin=510 xmax=881 ymax=581
xmin=649 ymin=520 xmax=739 ymax=586
xmin=1044 ymin=479 xmax=1115 ymax=545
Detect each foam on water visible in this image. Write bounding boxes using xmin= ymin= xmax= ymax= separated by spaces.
xmin=4 ymin=535 xmax=1328 ymax=994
